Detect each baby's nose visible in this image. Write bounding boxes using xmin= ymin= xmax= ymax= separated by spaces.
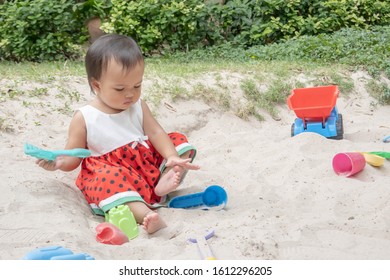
xmin=125 ymin=90 xmax=134 ymax=97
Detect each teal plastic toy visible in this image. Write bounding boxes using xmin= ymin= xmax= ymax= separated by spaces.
xmin=105 ymin=205 xmax=139 ymax=240
xmin=24 ymin=143 xmax=91 ymax=161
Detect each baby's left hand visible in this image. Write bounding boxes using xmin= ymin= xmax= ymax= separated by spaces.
xmin=35 ymin=157 xmax=64 ymax=171
xmin=165 ymin=156 xmax=200 ymax=170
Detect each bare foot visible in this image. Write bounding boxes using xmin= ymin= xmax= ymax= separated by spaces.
xmin=154 ymin=165 xmax=185 ymax=196
xmin=142 ymin=211 xmax=167 ymax=234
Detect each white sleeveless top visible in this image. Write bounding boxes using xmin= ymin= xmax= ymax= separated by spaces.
xmin=78 ymin=99 xmax=149 ymax=156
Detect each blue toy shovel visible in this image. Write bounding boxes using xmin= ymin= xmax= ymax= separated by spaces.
xmin=168 ymin=185 xmax=227 ymax=210
xmin=22 ymin=246 xmax=94 ymax=260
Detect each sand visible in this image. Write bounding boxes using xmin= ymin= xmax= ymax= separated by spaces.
xmin=0 ymin=70 xmax=389 ymax=260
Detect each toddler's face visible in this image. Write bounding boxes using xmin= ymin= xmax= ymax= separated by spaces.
xmin=92 ymin=58 xmax=144 ymax=112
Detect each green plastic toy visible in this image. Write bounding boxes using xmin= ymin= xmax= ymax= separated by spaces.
xmin=368 ymin=151 xmax=390 ymax=159
xmin=105 ymin=205 xmax=138 ymax=240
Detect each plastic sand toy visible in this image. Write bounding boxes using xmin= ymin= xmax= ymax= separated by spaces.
xmin=367 ymin=151 xmax=390 ymax=159
xmin=168 ymin=185 xmax=227 ymax=210
xmin=22 ymin=246 xmax=94 ymax=260
xmin=105 ymin=205 xmax=139 ymax=240
xmin=96 ymin=222 xmax=129 ymax=245
xmin=332 ymin=152 xmax=366 ymax=177
xmin=24 ymin=143 xmax=91 ymax=161
xmin=189 ymin=230 xmax=217 ymax=260
xmin=360 ymin=152 xmax=385 ymax=167
xmin=287 ymin=85 xmax=343 ymax=139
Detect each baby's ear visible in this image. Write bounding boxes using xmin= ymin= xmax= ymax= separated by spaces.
xmin=90 ymin=78 xmax=101 ymax=93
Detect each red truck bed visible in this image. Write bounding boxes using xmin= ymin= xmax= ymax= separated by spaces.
xmin=287 ymin=85 xmax=339 ymax=122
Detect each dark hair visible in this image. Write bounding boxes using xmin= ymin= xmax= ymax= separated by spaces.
xmin=85 ymin=34 xmax=144 ymax=89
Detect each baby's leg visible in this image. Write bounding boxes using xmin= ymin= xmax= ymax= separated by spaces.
xmin=126 ymin=201 xmax=166 ymax=234
xmin=154 ymin=151 xmax=192 ymax=196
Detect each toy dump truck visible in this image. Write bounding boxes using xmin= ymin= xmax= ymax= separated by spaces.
xmin=287 ymin=85 xmax=343 ymax=140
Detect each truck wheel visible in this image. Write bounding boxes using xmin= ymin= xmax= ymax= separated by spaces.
xmin=337 ymin=114 xmax=344 ymax=135
xmin=330 ymin=114 xmax=343 ymax=140
xmin=291 ymin=123 xmax=295 ymax=137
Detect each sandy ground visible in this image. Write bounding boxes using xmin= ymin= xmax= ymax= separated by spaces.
xmin=0 ymin=70 xmax=389 ymax=260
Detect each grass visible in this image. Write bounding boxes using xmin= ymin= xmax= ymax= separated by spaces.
xmin=143 ymin=59 xmax=366 ymax=120
xmin=0 ymin=60 xmax=85 ymax=81
xmin=0 ymin=25 xmax=389 ymax=126
xmin=0 ymin=117 xmax=14 ymax=133
xmin=169 ymin=25 xmax=390 ymax=78
xmin=0 ymin=58 xmax=382 ymax=123
xmin=367 ymin=80 xmax=390 ymax=106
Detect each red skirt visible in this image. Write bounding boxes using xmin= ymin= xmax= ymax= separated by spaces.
xmin=75 ymin=132 xmax=196 ymax=215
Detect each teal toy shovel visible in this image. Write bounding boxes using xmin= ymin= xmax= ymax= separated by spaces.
xmin=24 ymin=143 xmax=91 ymax=161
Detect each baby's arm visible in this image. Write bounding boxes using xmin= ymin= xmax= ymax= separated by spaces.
xmin=36 ymin=111 xmax=87 ymax=172
xmin=141 ymin=100 xmax=200 ymax=170
xmin=142 ymin=100 xmax=177 ymax=158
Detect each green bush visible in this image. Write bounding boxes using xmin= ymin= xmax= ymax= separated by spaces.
xmin=101 ymin=0 xmax=390 ymax=55
xmin=101 ymin=0 xmax=218 ymax=54
xmin=246 ymin=25 xmax=390 ymax=77
xmin=73 ymin=0 xmax=112 ymax=26
xmin=235 ymin=0 xmax=390 ymax=46
xmin=0 ymin=0 xmax=83 ymax=61
xmin=168 ymin=25 xmax=390 ymax=78
xmin=0 ymin=0 xmax=389 ymax=61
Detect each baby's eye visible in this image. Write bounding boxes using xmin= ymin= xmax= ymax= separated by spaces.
xmin=115 ymin=88 xmax=125 ymax=92
xmin=134 ymin=85 xmax=141 ymax=89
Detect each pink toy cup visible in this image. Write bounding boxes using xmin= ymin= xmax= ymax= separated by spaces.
xmin=332 ymin=152 xmax=366 ymax=177
xmin=96 ymin=222 xmax=129 ymax=245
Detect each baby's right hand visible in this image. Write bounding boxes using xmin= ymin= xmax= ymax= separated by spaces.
xmin=35 ymin=157 xmax=63 ymax=171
